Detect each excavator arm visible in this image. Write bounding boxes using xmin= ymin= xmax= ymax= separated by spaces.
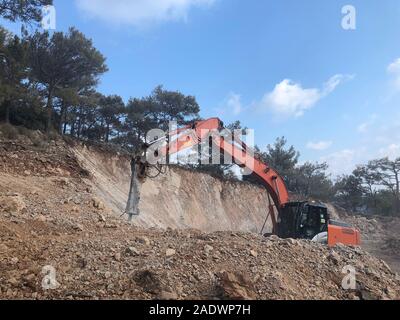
xmin=146 ymin=118 xmax=288 ymax=205
xmin=130 ymin=118 xmax=288 ymax=232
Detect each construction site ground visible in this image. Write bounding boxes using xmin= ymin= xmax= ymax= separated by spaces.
xmin=0 ymin=130 xmax=399 ymax=300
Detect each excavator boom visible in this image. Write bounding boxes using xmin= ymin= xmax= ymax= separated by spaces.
xmin=146 ymin=118 xmax=289 ymax=206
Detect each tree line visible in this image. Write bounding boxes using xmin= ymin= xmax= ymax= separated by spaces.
xmin=0 ymin=1 xmax=200 ymax=147
xmin=0 ymin=0 xmax=399 ymax=217
xmin=251 ymin=137 xmax=400 ymax=217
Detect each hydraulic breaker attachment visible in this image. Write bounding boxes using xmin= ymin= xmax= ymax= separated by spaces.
xmin=125 ymin=158 xmax=141 ymax=220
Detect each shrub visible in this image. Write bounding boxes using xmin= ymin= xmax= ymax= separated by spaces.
xmin=0 ymin=123 xmax=19 ymax=140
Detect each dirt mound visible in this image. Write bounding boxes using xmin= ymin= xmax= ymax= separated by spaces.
xmin=383 ymin=239 xmax=400 ymax=256
xmin=0 ymin=138 xmax=88 ymax=179
xmin=1 ymin=214 xmax=399 ymax=300
xmin=345 ymin=216 xmax=384 ymax=241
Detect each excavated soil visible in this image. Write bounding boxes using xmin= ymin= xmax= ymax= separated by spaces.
xmin=0 ymin=131 xmax=399 ymax=300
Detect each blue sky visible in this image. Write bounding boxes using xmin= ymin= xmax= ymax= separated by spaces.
xmin=3 ymin=0 xmax=400 ymax=176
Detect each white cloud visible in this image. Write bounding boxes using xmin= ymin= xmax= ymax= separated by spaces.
xmin=318 ymin=116 xmax=400 ymax=176
xmin=357 ymin=114 xmax=377 ymax=133
xmin=321 ymin=144 xmax=400 ymax=177
xmin=388 ymin=58 xmax=400 ymax=73
xmin=323 ymin=74 xmax=353 ymax=95
xmin=226 ymin=92 xmax=242 ymax=116
xmin=259 ymin=74 xmax=353 ymax=118
xmin=387 ymin=58 xmax=400 ymax=90
xmin=215 ymin=92 xmax=243 ymax=117
xmin=320 ymin=149 xmax=361 ymax=176
xmin=260 ymin=79 xmax=320 ymax=117
xmin=75 ymin=0 xmax=215 ymax=26
xmin=379 ymin=144 xmax=400 ymax=160
xmin=307 ymin=141 xmax=333 ymax=151
xmin=357 ymin=122 xmax=369 ymax=133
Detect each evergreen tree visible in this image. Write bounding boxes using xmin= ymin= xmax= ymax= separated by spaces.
xmin=0 ymin=0 xmax=52 ymax=23
xmin=27 ymin=28 xmax=108 ymax=132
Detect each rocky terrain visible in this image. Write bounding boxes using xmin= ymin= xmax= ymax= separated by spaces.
xmin=336 ymin=207 xmax=400 ymax=274
xmin=0 ymin=128 xmax=399 ymax=300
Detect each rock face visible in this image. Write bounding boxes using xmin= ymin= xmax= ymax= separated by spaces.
xmin=138 ymin=168 xmax=275 ymax=233
xmin=72 ymin=145 xmax=274 ymax=233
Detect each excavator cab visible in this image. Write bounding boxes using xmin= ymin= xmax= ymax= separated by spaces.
xmin=277 ymin=201 xmax=329 ymax=240
xmin=297 ymin=203 xmax=329 ymax=239
xmin=277 ymin=201 xmax=361 ymax=246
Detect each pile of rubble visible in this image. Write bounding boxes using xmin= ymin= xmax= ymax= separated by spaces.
xmin=383 ymin=238 xmax=400 ymax=256
xmin=344 ymin=216 xmax=384 ymax=241
xmin=1 ymin=216 xmax=399 ymax=300
xmin=0 ymin=137 xmax=87 ymax=179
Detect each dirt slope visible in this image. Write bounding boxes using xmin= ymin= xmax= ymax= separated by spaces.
xmin=0 ymin=133 xmax=399 ymax=300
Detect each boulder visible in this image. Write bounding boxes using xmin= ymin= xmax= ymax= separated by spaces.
xmin=217 ymin=271 xmax=256 ymax=300
xmin=166 ymin=249 xmax=176 ymax=257
xmin=92 ymin=197 xmax=105 ymax=210
xmin=0 ymin=194 xmax=26 ymax=214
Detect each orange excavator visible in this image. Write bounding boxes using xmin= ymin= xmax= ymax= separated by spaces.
xmin=126 ymin=118 xmax=361 ymax=247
